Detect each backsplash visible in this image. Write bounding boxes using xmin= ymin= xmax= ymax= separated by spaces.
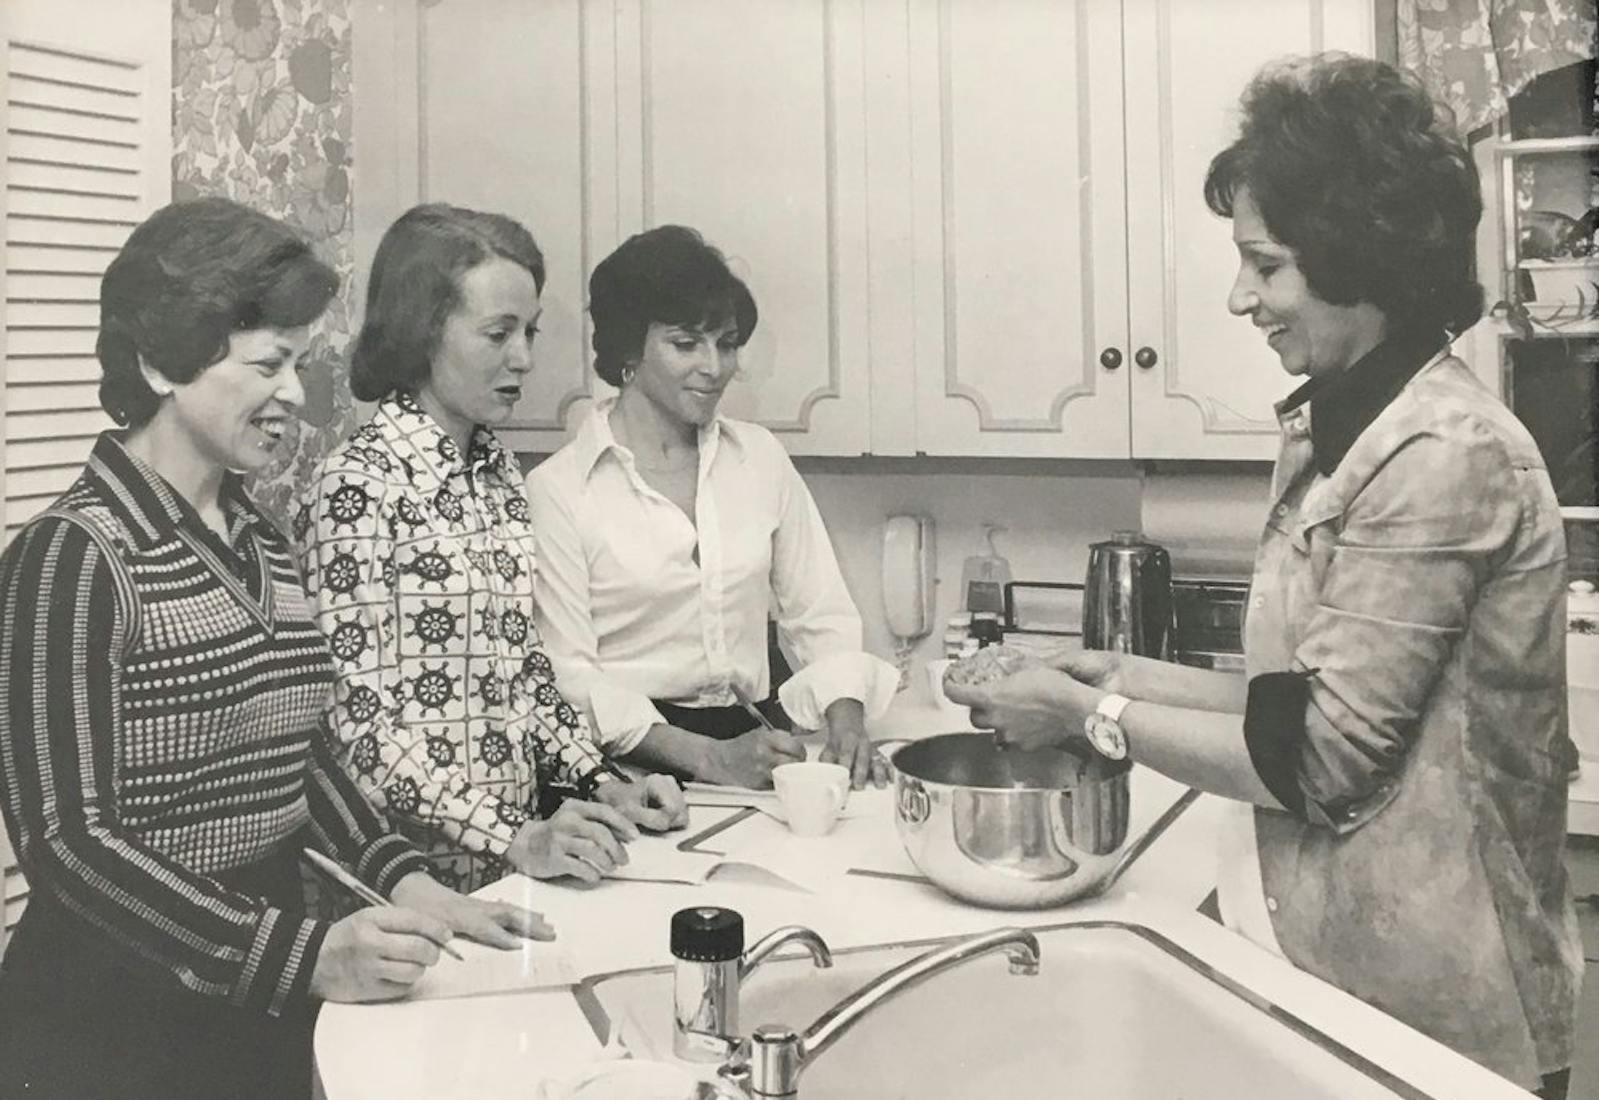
xmin=795 ymin=458 xmax=1144 ymax=685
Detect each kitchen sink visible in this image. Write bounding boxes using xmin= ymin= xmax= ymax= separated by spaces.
xmin=575 ymin=920 xmax=1432 ymax=1100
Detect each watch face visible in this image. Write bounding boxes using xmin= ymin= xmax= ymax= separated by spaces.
xmin=1085 ymin=714 xmax=1128 ymax=761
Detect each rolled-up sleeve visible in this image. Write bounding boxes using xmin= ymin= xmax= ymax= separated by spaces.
xmin=1279 ymin=424 xmax=1522 ymax=832
xmin=767 ymin=449 xmax=898 ymax=729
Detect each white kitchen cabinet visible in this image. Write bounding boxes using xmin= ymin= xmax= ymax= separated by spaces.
xmin=901 ymin=0 xmax=1373 ymax=459
xmin=355 ymin=0 xmax=873 ymax=455
xmin=358 ymin=0 xmax=1370 ymax=460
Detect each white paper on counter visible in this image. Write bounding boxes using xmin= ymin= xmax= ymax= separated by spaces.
xmin=411 ymin=936 xmax=581 ymax=1001
xmin=609 ymin=833 xmax=723 ymax=885
xmin=707 ymin=784 xmax=919 ymax=889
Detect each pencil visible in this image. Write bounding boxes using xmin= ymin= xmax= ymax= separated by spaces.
xmin=729 ymin=683 xmax=781 ymax=735
xmin=301 ymin=848 xmax=465 ymax=960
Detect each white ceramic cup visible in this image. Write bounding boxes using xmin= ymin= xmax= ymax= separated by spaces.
xmin=771 ymin=761 xmax=851 ymax=836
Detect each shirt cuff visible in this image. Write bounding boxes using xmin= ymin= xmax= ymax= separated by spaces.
xmin=1243 ymin=669 xmax=1315 ymax=818
xmin=777 ymin=651 xmax=899 ymax=731
xmin=590 ymin=681 xmax=666 ymax=755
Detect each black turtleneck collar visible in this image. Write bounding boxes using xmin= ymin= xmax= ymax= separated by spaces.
xmin=1279 ymin=329 xmax=1446 ymax=476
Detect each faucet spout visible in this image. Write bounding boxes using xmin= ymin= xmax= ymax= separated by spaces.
xmin=744 ymin=927 xmax=1039 ymax=1098
xmin=740 ymin=925 xmax=833 ymax=979
xmin=802 ymin=927 xmax=1037 ymax=1063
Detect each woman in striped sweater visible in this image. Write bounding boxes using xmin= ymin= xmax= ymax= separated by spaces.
xmin=0 ymin=198 xmax=548 ymax=1100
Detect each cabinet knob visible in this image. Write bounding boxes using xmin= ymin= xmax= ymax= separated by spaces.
xmin=1099 ymin=347 xmax=1123 ymax=370
xmin=1134 ymin=346 xmax=1159 ymax=370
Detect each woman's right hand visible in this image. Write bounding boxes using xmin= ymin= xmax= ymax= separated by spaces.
xmin=507 ymin=800 xmax=638 ymax=883
xmin=701 ymin=728 xmax=807 ymax=789
xmin=309 ymin=906 xmax=456 ymax=1002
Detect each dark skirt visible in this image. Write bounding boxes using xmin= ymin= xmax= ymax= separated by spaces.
xmin=0 ymin=845 xmax=319 ymax=1100
xmin=653 ymin=694 xmax=791 ymax=741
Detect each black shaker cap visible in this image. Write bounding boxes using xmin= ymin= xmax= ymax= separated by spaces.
xmin=670 ymin=906 xmax=744 ymax=962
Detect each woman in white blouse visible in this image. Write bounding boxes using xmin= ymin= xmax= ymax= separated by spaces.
xmin=526 ymin=226 xmax=895 ymax=789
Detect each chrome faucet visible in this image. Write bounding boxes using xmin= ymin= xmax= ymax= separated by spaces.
xmin=718 ymin=926 xmax=1040 ymax=1098
xmin=675 ymin=924 xmax=833 ymax=1061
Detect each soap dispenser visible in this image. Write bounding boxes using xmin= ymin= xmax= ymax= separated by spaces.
xmin=960 ymin=525 xmax=1012 ymax=616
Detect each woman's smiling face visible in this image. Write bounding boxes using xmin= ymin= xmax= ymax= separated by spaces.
xmin=159 ymin=324 xmax=311 ymax=473
xmin=1225 ymin=187 xmax=1386 ymax=379
xmin=630 ymin=318 xmax=741 ymax=429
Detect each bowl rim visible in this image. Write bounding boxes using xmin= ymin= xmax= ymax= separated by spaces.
xmin=890 ymin=731 xmax=1132 ymax=790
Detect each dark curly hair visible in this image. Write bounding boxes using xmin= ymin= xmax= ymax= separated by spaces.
xmin=350 ymin=204 xmax=545 ymax=403
xmin=1203 ymin=54 xmax=1483 ymax=340
xmin=96 ymin=197 xmax=339 ymax=427
xmin=588 ymin=225 xmax=756 ymax=387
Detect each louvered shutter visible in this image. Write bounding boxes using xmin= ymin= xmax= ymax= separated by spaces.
xmin=1 ymin=0 xmax=171 ymax=947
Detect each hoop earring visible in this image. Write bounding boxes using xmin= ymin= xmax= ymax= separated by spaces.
xmin=620 ymin=364 xmax=635 ymax=386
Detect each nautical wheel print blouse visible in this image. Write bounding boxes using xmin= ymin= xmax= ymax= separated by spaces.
xmin=296 ymin=392 xmax=610 ymax=893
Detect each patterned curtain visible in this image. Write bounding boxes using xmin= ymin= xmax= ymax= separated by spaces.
xmin=1397 ymin=0 xmax=1597 ymax=133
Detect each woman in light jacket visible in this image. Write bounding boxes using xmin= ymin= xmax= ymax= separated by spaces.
xmin=526 ymin=226 xmax=896 ymax=789
xmin=945 ymin=56 xmax=1580 ymax=1099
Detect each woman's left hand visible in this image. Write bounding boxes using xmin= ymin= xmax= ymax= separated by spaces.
xmin=819 ymin=699 xmax=890 ymax=788
xmin=595 ymin=772 xmax=689 ymax=832
xmin=944 ymin=667 xmax=1096 ymax=752
xmin=389 ymin=870 xmax=555 ymax=948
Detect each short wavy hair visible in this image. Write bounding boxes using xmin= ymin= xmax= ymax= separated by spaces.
xmin=96 ymin=197 xmax=338 ymax=427
xmin=350 ymin=204 xmax=546 ymax=402
xmin=1203 ymin=54 xmax=1483 ymax=339
xmin=588 ymin=225 xmax=757 ymax=387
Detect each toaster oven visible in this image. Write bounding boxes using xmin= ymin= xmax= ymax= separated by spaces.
xmin=1171 ymin=578 xmax=1249 ymax=674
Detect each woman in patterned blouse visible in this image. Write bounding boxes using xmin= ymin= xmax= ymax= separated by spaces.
xmin=298 ymin=204 xmax=686 ymax=896
xmin=0 ymin=198 xmax=547 ymax=1100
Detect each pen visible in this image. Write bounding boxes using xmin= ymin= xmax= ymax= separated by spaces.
xmin=300 ymin=848 xmax=464 ymax=960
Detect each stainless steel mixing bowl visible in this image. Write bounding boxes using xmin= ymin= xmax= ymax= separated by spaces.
xmin=890 ymin=732 xmax=1132 ymax=909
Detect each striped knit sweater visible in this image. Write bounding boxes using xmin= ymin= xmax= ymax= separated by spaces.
xmin=0 ymin=433 xmax=428 ymax=1016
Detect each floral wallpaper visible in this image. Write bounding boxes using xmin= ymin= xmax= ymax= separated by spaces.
xmin=1397 ymin=0 xmax=1596 ymax=135
xmin=172 ymin=0 xmax=356 ymax=529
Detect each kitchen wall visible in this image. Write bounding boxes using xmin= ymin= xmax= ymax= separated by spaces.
xmin=796 ymin=458 xmax=1142 ymax=693
xmin=786 ymin=459 xmax=1269 ymax=702
xmin=172 ymin=0 xmax=357 ymax=528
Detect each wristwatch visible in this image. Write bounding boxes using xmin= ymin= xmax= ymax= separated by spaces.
xmin=1083 ymin=693 xmax=1132 ymax=761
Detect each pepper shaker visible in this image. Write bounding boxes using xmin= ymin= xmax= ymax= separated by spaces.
xmin=671 ymin=906 xmax=744 ymax=1062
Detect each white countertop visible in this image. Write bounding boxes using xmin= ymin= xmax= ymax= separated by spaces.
xmin=314 ymin=697 xmax=1536 ymax=1100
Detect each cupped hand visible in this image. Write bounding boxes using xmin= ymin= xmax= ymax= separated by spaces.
xmin=389 ymin=869 xmax=554 ymax=948
xmin=943 ymin=666 xmax=1095 ymax=752
xmin=702 ymin=727 xmax=807 ymax=788
xmin=818 ymin=711 xmax=889 ymax=789
xmin=1046 ymin=648 xmax=1126 ymax=694
xmin=309 ymin=905 xmax=453 ymax=1002
xmin=508 ymin=799 xmax=638 ymax=883
xmin=596 ymin=772 xmax=689 ymax=833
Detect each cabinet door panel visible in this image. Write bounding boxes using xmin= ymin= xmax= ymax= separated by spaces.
xmin=1126 ymin=0 xmax=1373 ymax=460
xmin=625 ymin=0 xmax=871 ymax=455
xmin=909 ymin=0 xmax=1130 ymax=457
xmin=419 ymin=0 xmax=606 ymax=451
